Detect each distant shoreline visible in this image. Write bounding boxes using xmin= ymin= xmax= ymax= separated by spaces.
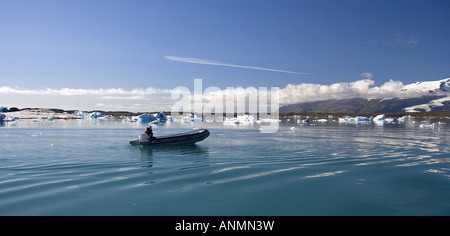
xmin=2 ymin=107 xmax=450 ymax=120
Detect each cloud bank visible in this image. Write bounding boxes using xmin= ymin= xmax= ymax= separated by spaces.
xmin=278 ymin=79 xmax=425 ymax=105
xmin=0 ymin=79 xmax=434 ymax=112
xmin=0 ymin=86 xmax=175 ymax=111
xmin=164 ymin=56 xmax=310 ymax=75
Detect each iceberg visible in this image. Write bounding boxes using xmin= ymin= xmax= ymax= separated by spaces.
xmin=121 ymin=115 xmax=139 ymax=122
xmin=419 ymin=123 xmax=435 ymax=129
xmin=297 ymin=119 xmax=310 ymax=126
xmin=257 ymin=118 xmax=281 ymax=124
xmin=89 ymin=112 xmax=104 ymax=119
xmin=373 ymin=114 xmax=386 ymax=125
xmin=0 ymin=113 xmax=19 ymax=122
xmin=223 ymin=115 xmax=256 ymax=125
xmin=74 ymin=111 xmax=114 ymax=120
xmin=138 ymin=113 xmax=155 ymax=123
xmin=74 ymin=110 xmax=86 ymax=117
xmin=181 ymin=113 xmax=202 ymax=123
xmin=385 ymin=117 xmax=396 ymax=123
xmin=398 ymin=115 xmax=412 ymax=123
xmin=373 ymin=114 xmax=385 ymax=122
xmin=338 ymin=116 xmax=372 ymax=123
xmin=123 ymin=112 xmax=170 ymax=124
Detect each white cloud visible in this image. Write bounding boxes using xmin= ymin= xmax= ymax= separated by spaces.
xmin=405 ymin=35 xmax=419 ymax=47
xmin=395 ymin=34 xmax=418 ymax=47
xmin=164 ymin=56 xmax=310 ymax=75
xmin=366 ymin=34 xmax=419 ymax=48
xmin=360 ymin=72 xmax=373 ymax=80
xmin=278 ymin=79 xmax=426 ymax=105
xmin=0 ymin=86 xmax=172 ymax=97
xmin=0 ymin=78 xmax=436 ymax=112
xmin=0 ymin=86 xmax=175 ymax=112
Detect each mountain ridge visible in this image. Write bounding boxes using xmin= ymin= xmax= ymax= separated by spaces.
xmin=280 ymin=78 xmax=450 ymax=114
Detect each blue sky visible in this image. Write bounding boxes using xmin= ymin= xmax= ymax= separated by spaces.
xmin=1 ymin=0 xmax=450 ymax=111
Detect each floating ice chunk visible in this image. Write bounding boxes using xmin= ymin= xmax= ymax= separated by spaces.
xmin=339 ymin=116 xmax=372 ymax=123
xmin=223 ymin=118 xmax=240 ymax=125
xmin=138 ymin=114 xmax=154 ymax=123
xmin=355 ymin=116 xmax=371 ymax=122
xmin=0 ymin=113 xmax=19 ymax=122
xmin=121 ymin=115 xmax=138 ymax=122
xmin=181 ymin=113 xmax=202 ymax=123
xmin=373 ymin=114 xmax=385 ymax=122
xmin=257 ymin=118 xmax=280 ymax=124
xmin=74 ymin=110 xmax=86 ymax=117
xmin=89 ymin=112 xmax=104 ymax=119
xmin=298 ymin=119 xmax=310 ymax=126
xmin=419 ymin=123 xmax=435 ymax=129
xmin=373 ymin=114 xmax=385 ymax=125
xmin=223 ymin=115 xmax=255 ymax=125
xmin=74 ymin=110 xmax=104 ymax=119
xmin=385 ymin=117 xmax=396 ymax=123
xmin=138 ymin=112 xmax=168 ymax=123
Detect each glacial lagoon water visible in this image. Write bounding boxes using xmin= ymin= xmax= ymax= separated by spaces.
xmin=1 ymin=118 xmax=449 ymax=215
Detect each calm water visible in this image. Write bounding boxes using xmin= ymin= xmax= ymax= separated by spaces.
xmin=1 ymin=118 xmax=449 ymax=215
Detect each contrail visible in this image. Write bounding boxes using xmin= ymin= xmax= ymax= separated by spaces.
xmin=164 ymin=56 xmax=310 ymax=75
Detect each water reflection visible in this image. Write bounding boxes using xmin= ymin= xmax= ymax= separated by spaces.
xmin=137 ymin=144 xmax=209 ymax=157
xmin=135 ymin=144 xmax=209 ymax=168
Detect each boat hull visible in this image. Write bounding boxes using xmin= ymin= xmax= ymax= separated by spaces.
xmin=129 ymin=129 xmax=210 ymax=146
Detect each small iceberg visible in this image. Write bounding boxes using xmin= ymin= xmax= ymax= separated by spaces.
xmin=373 ymin=114 xmax=386 ymax=125
xmin=74 ymin=110 xmax=110 ymax=120
xmin=89 ymin=112 xmax=104 ymax=119
xmin=419 ymin=123 xmax=435 ymax=129
xmin=338 ymin=116 xmax=372 ymax=123
xmin=74 ymin=110 xmax=86 ymax=117
xmin=398 ymin=115 xmax=412 ymax=123
xmin=297 ymin=119 xmax=310 ymax=126
xmin=0 ymin=113 xmax=19 ymax=122
xmin=121 ymin=115 xmax=139 ymax=122
xmin=223 ymin=115 xmax=256 ymax=125
xmin=256 ymin=118 xmax=281 ymax=124
xmin=181 ymin=113 xmax=202 ymax=123
xmin=121 ymin=112 xmax=170 ymax=123
xmin=137 ymin=112 xmax=170 ymax=123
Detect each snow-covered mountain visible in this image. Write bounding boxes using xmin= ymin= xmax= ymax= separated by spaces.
xmin=280 ymin=78 xmax=450 ymax=113
xmin=401 ymin=78 xmax=450 ymax=112
xmin=402 ymin=78 xmax=450 ymax=93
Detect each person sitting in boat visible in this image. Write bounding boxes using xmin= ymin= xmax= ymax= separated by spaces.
xmin=145 ymin=126 xmax=155 ymax=140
